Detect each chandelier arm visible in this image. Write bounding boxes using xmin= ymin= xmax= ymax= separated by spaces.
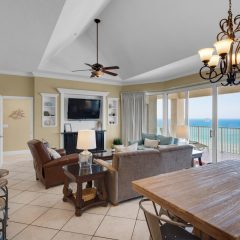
xmin=199 ymin=66 xmax=215 ymax=80
xmin=234 ymin=15 xmax=240 ymax=32
xmin=209 ymin=73 xmax=225 ymax=83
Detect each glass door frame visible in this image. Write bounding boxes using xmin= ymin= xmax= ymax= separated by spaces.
xmin=156 ymin=83 xmax=219 ymax=163
xmin=0 ymin=95 xmax=3 ymax=166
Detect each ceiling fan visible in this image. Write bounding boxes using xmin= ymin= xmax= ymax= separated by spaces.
xmin=72 ymin=19 xmax=119 ymax=78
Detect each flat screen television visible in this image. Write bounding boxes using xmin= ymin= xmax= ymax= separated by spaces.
xmin=67 ymin=98 xmax=101 ymax=120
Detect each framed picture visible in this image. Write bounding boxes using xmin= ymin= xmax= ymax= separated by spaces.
xmin=64 ymin=123 xmax=72 ymax=132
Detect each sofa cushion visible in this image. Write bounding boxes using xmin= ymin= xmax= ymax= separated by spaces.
xmin=128 ymin=139 xmax=144 ymax=146
xmin=144 ymin=138 xmax=159 ymax=148
xmin=142 ymin=133 xmax=157 ymax=141
xmin=157 ymin=135 xmax=174 ymax=145
xmin=115 ymin=143 xmax=138 ymax=152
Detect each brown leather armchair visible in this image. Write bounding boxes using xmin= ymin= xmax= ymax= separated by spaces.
xmin=27 ymin=139 xmax=79 ymax=188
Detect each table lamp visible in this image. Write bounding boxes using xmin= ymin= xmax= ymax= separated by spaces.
xmin=176 ymin=125 xmax=189 ymax=143
xmin=77 ymin=130 xmax=96 ymax=167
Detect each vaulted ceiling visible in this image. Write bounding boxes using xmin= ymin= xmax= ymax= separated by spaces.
xmin=0 ymin=0 xmax=237 ymax=85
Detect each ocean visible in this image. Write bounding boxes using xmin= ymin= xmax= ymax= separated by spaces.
xmin=157 ymin=119 xmax=240 ymax=128
xmin=157 ymin=119 xmax=240 ymax=153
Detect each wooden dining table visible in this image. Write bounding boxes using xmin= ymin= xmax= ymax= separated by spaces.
xmin=132 ymin=160 xmax=240 ymax=240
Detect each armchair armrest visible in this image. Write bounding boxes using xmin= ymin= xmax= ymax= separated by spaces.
xmin=94 ymin=159 xmax=116 ymax=172
xmin=44 ymin=153 xmax=79 ymax=168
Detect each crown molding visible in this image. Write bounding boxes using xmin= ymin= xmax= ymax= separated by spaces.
xmin=0 ymin=69 xmax=34 ymax=77
xmin=33 ymin=71 xmax=122 ymax=86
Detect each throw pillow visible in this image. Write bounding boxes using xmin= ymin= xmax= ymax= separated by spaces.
xmin=156 ymin=135 xmax=174 ymax=145
xmin=115 ymin=143 xmax=138 ymax=152
xmin=142 ymin=133 xmax=157 ymax=141
xmin=47 ymin=148 xmax=61 ymax=159
xmin=144 ymin=138 xmax=159 ymax=148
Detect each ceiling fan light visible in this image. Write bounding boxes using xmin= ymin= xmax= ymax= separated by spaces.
xmin=214 ymin=39 xmax=233 ymax=56
xmin=198 ymin=48 xmax=214 ymax=63
xmin=208 ymin=55 xmax=220 ymax=67
xmin=232 ymin=53 xmax=240 ymax=65
xmin=95 ymin=71 xmax=104 ymax=77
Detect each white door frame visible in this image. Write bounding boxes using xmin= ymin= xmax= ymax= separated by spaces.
xmin=0 ymin=96 xmax=3 ymax=166
xmin=2 ymin=96 xmax=34 ymax=156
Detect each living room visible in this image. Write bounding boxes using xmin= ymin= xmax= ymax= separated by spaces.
xmin=0 ymin=0 xmax=239 ymax=240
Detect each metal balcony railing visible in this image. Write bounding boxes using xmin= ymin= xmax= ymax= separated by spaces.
xmin=189 ymin=126 xmax=240 ymax=155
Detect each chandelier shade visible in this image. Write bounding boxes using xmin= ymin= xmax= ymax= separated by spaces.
xmin=198 ymin=0 xmax=240 ymax=86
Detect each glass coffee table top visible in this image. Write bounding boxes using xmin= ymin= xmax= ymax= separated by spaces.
xmin=63 ymin=163 xmax=106 ymax=177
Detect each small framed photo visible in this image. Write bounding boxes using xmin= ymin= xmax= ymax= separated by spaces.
xmin=64 ymin=123 xmax=72 ymax=132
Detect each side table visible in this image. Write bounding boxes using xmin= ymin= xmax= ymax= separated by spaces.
xmin=62 ymin=163 xmax=108 ymax=216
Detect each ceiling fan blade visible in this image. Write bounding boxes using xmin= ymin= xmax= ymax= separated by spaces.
xmin=85 ymin=63 xmax=93 ymax=68
xmin=102 ymin=70 xmax=118 ymax=76
xmin=72 ymin=69 xmax=91 ymax=72
xmin=102 ymin=66 xmax=119 ymax=70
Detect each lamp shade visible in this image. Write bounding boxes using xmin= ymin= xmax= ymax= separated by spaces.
xmin=176 ymin=125 xmax=189 ymax=139
xmin=198 ymin=48 xmax=214 ymax=62
xmin=208 ymin=55 xmax=220 ymax=67
xmin=214 ymin=39 xmax=233 ymax=56
xmin=77 ymin=130 xmax=96 ymax=150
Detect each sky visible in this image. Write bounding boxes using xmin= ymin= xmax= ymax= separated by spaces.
xmin=157 ymin=92 xmax=240 ymax=119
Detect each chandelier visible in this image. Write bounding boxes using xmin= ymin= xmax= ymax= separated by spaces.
xmin=198 ymin=0 xmax=240 ymax=86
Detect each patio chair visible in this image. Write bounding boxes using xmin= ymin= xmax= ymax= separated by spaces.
xmin=139 ymin=198 xmax=200 ymax=240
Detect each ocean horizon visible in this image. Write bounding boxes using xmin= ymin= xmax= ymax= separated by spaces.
xmin=157 ymin=118 xmax=240 ymax=128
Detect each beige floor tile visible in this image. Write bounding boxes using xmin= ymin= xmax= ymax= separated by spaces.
xmin=14 ymin=166 xmax=34 ymax=173
xmin=7 ymin=179 xmax=21 ymax=187
xmin=44 ymin=184 xmax=64 ymax=195
xmin=10 ymin=191 xmax=41 ymax=204
xmin=11 ymin=225 xmax=58 ymax=240
xmin=132 ymin=220 xmax=150 ymax=240
xmin=107 ymin=201 xmax=139 ymax=219
xmin=27 ymin=181 xmax=46 ymax=192
xmin=10 ymin=181 xmax=36 ymax=191
xmin=53 ymin=199 xmax=74 ymax=211
xmin=32 ymin=208 xmax=74 ymax=229
xmin=52 ymin=231 xmax=92 ymax=240
xmin=95 ymin=216 xmax=135 ymax=240
xmin=62 ymin=213 xmax=104 ymax=235
xmin=8 ymin=202 xmax=25 ymax=216
xmin=92 ymin=237 xmax=114 ymax=240
xmin=9 ymin=189 xmax=23 ymax=199
xmin=29 ymin=193 xmax=60 ymax=207
xmin=7 ymin=221 xmax=28 ymax=240
xmin=86 ymin=204 xmax=110 ymax=215
xmin=10 ymin=205 xmax=48 ymax=224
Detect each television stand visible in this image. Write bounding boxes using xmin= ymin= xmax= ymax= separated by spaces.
xmin=61 ymin=130 xmax=106 ymax=154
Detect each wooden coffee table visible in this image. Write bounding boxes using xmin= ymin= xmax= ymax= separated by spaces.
xmin=62 ymin=163 xmax=108 ymax=216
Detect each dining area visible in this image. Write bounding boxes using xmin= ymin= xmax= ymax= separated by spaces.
xmin=132 ymin=160 xmax=240 ymax=240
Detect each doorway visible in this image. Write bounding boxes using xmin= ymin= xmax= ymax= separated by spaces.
xmin=3 ymin=97 xmax=33 ymax=155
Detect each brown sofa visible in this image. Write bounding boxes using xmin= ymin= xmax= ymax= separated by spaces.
xmin=95 ymin=145 xmax=193 ymax=205
xmin=27 ymin=139 xmax=79 ymax=188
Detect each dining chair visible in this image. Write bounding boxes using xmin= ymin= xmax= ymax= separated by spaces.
xmin=139 ymin=199 xmax=200 ymax=240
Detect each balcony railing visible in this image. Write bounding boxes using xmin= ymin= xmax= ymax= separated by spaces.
xmin=189 ymin=126 xmax=240 ymax=155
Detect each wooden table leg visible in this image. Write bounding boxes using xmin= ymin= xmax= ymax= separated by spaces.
xmin=63 ymin=176 xmax=71 ymax=202
xmin=198 ymin=157 xmax=203 ymax=166
xmin=75 ymin=183 xmax=84 ymax=216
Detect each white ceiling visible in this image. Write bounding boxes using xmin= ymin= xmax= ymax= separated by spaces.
xmin=0 ymin=0 xmax=237 ymax=85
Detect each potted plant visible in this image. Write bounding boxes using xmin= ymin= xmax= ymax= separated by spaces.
xmin=112 ymin=138 xmax=123 ymax=150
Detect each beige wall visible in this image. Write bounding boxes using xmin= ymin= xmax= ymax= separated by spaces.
xmin=0 ymin=72 xmax=210 ymax=151
xmin=0 ymin=75 xmax=34 ymax=97
xmin=122 ymin=73 xmax=205 ymax=93
xmin=3 ymin=98 xmax=32 ymax=151
xmin=34 ymin=77 xmax=121 ymax=148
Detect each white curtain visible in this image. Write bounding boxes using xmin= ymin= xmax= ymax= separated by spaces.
xmin=121 ymin=92 xmax=147 ymax=145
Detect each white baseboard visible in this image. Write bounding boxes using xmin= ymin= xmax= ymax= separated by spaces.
xmin=3 ymin=150 xmax=30 ymax=156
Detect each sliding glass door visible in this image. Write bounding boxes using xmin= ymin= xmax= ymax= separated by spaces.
xmin=188 ymin=88 xmax=214 ymax=163
xmin=217 ymin=86 xmax=240 ymax=161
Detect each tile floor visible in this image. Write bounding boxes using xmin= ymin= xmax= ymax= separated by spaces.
xmin=3 ymin=153 xmax=151 ymax=240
